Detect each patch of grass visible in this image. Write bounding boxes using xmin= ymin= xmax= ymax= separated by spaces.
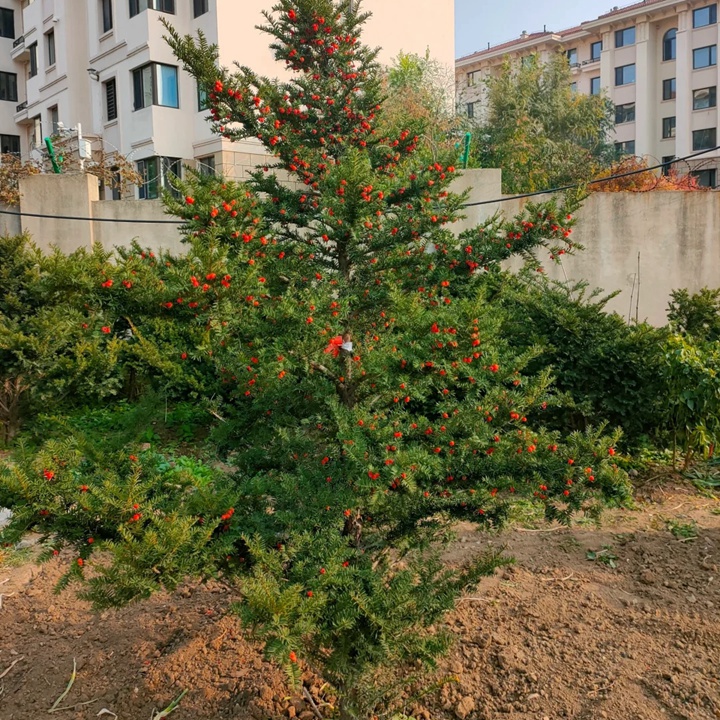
xmin=0 ymin=544 xmax=32 ymax=568
xmin=586 ymin=545 xmax=618 ymax=569
xmin=666 ymin=518 xmax=699 ymax=540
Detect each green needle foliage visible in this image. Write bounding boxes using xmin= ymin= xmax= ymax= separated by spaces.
xmin=1 ymin=2 xmax=632 ymax=718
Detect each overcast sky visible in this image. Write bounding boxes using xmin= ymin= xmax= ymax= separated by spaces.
xmin=455 ymin=0 xmax=626 ymax=58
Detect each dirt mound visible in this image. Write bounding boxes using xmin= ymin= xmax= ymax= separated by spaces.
xmin=1 ymin=483 xmax=719 ymax=720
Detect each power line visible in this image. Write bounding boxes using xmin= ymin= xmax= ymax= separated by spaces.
xmin=460 ymin=145 xmax=720 ymax=208
xmin=0 ymin=146 xmax=717 ymax=225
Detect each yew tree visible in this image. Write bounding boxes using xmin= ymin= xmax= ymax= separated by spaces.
xmin=0 ymin=3 xmax=629 ymax=718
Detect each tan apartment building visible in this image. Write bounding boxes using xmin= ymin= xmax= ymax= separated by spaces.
xmin=1 ymin=0 xmax=454 ymax=199
xmin=456 ymin=0 xmax=720 ymax=187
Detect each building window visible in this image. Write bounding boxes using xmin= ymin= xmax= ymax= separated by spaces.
xmin=567 ymin=48 xmax=578 ymax=65
xmin=615 ymin=102 xmax=635 ymax=124
xmin=466 ymin=102 xmax=475 ymax=118
xmin=0 ymin=7 xmax=14 ymax=39
xmin=104 ymin=78 xmax=117 ymax=121
xmin=693 ymin=127 xmax=717 ymax=151
xmin=137 ymin=156 xmax=181 ymax=199
xmin=129 ymin=0 xmax=175 ymax=18
xmin=663 ymin=29 xmax=677 ymax=61
xmin=466 ymin=71 xmax=478 ymax=87
xmin=0 ymin=134 xmax=20 ymax=155
xmin=132 ymin=63 xmax=179 ymax=109
xmin=615 ymin=64 xmax=636 ymax=86
xmin=49 ymin=105 xmax=59 ymax=134
xmin=570 ymin=82 xmax=577 ymax=93
xmin=197 ymin=155 xmax=215 ymax=175
xmin=662 ymin=78 xmax=676 ymax=100
xmin=693 ymin=86 xmax=717 ymax=110
xmin=0 ymin=71 xmax=17 ymax=102
xmin=615 ymin=27 xmax=635 ymax=47
xmin=692 ymin=168 xmax=717 ymax=187
xmin=615 ymin=140 xmax=636 ymax=156
xmin=590 ymin=41 xmax=602 ymax=61
xmin=197 ymin=82 xmax=208 ymax=111
xmin=29 ymin=42 xmax=38 ymax=78
xmin=46 ymin=30 xmax=55 ymax=67
xmin=30 ymin=115 xmax=42 ymax=148
xmin=693 ymin=4 xmax=717 ymax=28
xmin=193 ymin=0 xmax=208 ymax=17
xmin=590 ymin=76 xmax=601 ymax=95
xmin=693 ymin=45 xmax=717 ymax=69
xmin=661 ymin=155 xmax=675 ymax=176
xmin=662 ymin=116 xmax=676 ymax=139
xmin=101 ymin=0 xmax=113 ymax=32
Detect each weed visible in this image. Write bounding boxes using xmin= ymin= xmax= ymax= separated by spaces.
xmin=666 ymin=518 xmax=699 ymax=540
xmin=586 ymin=545 xmax=618 ymax=569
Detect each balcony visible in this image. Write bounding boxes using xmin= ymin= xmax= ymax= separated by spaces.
xmin=14 ymin=101 xmax=29 ymax=124
xmin=10 ymin=34 xmax=30 ymax=61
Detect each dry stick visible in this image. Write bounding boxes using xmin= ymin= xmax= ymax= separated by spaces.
xmin=52 ymin=698 xmax=99 ymax=712
xmin=48 ymin=658 xmax=77 ymax=713
xmin=302 ymin=686 xmax=325 ymax=720
xmin=516 ymin=526 xmax=566 ymax=533
xmin=0 ymin=591 xmax=15 ymax=609
xmin=539 ymin=572 xmax=575 ymax=582
xmin=0 ymin=656 xmax=24 ymax=679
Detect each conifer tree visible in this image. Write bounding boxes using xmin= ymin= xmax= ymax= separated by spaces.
xmin=1 ymin=4 xmax=630 ymax=719
xmin=160 ymin=3 xmax=629 ymax=715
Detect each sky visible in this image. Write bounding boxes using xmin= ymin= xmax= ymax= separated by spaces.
xmin=455 ymin=0 xmax=629 ymax=58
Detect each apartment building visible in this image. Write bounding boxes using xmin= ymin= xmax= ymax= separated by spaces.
xmin=456 ymin=0 xmax=720 ymax=187
xmin=1 ymin=0 xmax=454 ymax=199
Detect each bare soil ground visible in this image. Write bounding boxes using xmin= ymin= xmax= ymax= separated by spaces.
xmin=2 ymin=480 xmax=720 ymax=720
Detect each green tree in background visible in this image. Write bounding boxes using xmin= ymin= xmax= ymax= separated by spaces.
xmin=473 ymin=52 xmax=615 ymax=193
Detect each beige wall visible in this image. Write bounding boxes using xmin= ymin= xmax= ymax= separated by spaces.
xmin=458 ymin=169 xmax=720 ymax=326
xmin=15 ymin=170 xmax=720 ymax=326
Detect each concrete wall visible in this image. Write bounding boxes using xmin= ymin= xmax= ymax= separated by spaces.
xmin=13 ymin=169 xmax=720 ymax=326
xmin=0 ymin=204 xmax=22 ymax=237
xmin=458 ymin=169 xmax=720 ymax=326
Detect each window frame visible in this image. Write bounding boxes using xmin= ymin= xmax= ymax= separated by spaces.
xmin=29 ymin=42 xmax=38 ymax=78
xmin=132 ymin=62 xmax=179 ymax=110
xmin=590 ymin=76 xmax=601 ymax=95
xmin=615 ymin=27 xmax=636 ymax=48
xmin=193 ymin=0 xmax=208 ymax=18
xmin=693 ymin=4 xmax=717 ymax=28
xmin=30 ymin=115 xmax=42 ymax=149
xmin=466 ymin=102 xmax=475 ymax=119
xmin=615 ymin=102 xmax=636 ymax=124
xmin=615 ymin=140 xmax=636 ymax=156
xmin=197 ymin=154 xmax=215 ymax=176
xmin=662 ymin=77 xmax=677 ymax=100
xmin=137 ymin=155 xmax=181 ymax=199
xmin=693 ymin=86 xmax=717 ymax=110
xmin=692 ymin=127 xmax=717 ymax=151
xmin=104 ymin=77 xmax=118 ymax=121
xmin=129 ymin=0 xmax=175 ymax=17
xmin=692 ymin=168 xmax=717 ymax=187
xmin=615 ymin=63 xmax=636 ymax=86
xmin=693 ymin=45 xmax=717 ymax=69
xmin=663 ymin=29 xmax=677 ymax=61
xmin=45 ymin=29 xmax=55 ymax=67
xmin=0 ymin=6 xmax=14 ymax=39
xmin=661 ymin=155 xmax=675 ymax=176
xmin=101 ymin=0 xmax=113 ymax=33
xmin=0 ymin=70 xmax=18 ymax=102
xmin=566 ymin=48 xmax=578 ymax=65
xmin=590 ymin=41 xmax=602 ymax=61
xmin=661 ymin=116 xmax=676 ymax=139
xmin=0 ymin=133 xmax=20 ymax=155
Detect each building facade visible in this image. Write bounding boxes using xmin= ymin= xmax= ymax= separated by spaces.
xmin=1 ymin=0 xmax=454 ymax=198
xmin=456 ymin=0 xmax=720 ymax=187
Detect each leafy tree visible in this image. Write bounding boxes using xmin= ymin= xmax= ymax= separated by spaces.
xmin=668 ymin=287 xmax=720 ymax=342
xmin=472 ymin=52 xmax=615 ymax=193
xmin=380 ymin=50 xmax=468 ymax=164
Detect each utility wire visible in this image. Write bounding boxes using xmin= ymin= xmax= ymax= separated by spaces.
xmin=0 ymin=145 xmax=717 ymax=224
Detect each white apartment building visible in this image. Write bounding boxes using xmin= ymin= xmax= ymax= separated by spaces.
xmin=1 ymin=0 xmax=454 ymax=199
xmin=456 ymin=0 xmax=720 ymax=187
